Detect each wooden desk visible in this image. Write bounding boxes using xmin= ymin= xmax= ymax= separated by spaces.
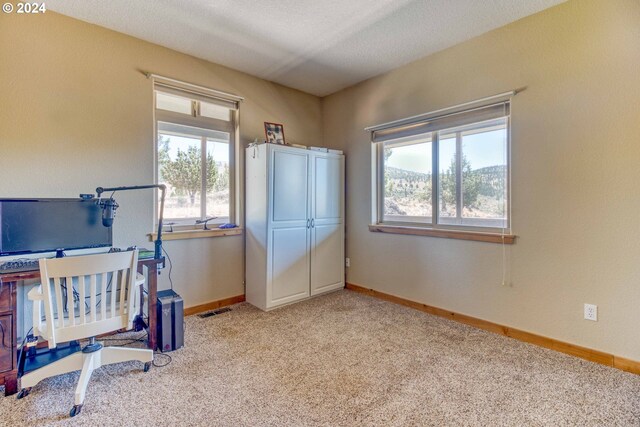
xmin=0 ymin=257 xmax=163 ymax=396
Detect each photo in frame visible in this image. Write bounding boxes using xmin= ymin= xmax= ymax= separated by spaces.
xmin=264 ymin=122 xmax=285 ymax=145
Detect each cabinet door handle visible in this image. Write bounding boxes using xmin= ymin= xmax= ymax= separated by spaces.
xmin=307 ymin=219 xmax=310 ymax=229
xmin=311 ymin=218 xmax=315 ymax=228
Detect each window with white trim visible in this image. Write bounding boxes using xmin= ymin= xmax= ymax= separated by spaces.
xmin=154 ymin=80 xmax=239 ymax=227
xmin=372 ymin=101 xmax=510 ymax=232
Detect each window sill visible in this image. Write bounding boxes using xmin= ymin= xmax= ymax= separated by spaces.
xmin=368 ymin=224 xmax=515 ymax=244
xmin=148 ymin=227 xmax=243 ymax=241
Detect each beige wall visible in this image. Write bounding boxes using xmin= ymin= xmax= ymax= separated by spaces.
xmin=2 ymin=1 xmax=639 ymax=361
xmin=0 ymin=12 xmax=323 ymax=307
xmin=323 ymin=0 xmax=640 ymax=360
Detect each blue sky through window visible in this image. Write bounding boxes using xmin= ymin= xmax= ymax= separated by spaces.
xmin=386 ymin=128 xmax=506 ymax=173
xmin=160 ymin=133 xmax=229 ymax=164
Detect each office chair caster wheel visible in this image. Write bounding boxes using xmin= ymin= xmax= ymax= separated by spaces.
xmin=70 ymin=404 xmax=83 ymax=417
xmin=144 ymin=361 xmax=152 ymax=372
xmin=16 ymin=387 xmax=31 ymax=399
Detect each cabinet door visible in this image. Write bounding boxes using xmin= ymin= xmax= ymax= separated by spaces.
xmin=310 ymin=223 xmax=344 ymax=295
xmin=310 ymin=153 xmax=345 ymax=295
xmin=270 ymin=148 xmax=309 ymax=226
xmin=0 ymin=315 xmax=12 ymax=373
xmin=0 ymin=281 xmax=12 ymax=312
xmin=268 ymin=147 xmax=311 ymax=308
xmin=269 ymin=227 xmax=310 ymax=306
xmin=311 ymin=154 xmax=343 ymax=225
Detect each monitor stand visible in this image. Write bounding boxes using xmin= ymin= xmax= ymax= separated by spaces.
xmin=55 ymin=249 xmax=65 ymax=258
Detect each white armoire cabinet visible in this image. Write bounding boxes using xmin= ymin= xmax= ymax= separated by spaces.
xmin=245 ymin=143 xmax=345 ymax=311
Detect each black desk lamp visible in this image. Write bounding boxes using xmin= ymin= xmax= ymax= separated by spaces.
xmin=95 ymin=184 xmax=166 ymax=260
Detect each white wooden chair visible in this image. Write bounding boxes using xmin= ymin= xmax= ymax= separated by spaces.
xmin=17 ymin=250 xmax=153 ymax=417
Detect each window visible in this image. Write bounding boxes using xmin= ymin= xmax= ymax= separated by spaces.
xmin=373 ymin=101 xmax=510 ymax=233
xmin=383 ymin=136 xmax=433 ymax=224
xmin=154 ymin=79 xmax=240 ymax=227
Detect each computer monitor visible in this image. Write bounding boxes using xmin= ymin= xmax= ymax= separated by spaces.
xmin=0 ymin=198 xmax=113 ymax=256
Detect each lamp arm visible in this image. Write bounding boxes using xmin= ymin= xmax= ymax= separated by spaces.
xmin=95 ymin=184 xmax=167 ymax=260
xmin=96 ymin=184 xmax=167 ymax=196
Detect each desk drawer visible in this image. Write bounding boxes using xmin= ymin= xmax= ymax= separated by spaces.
xmin=0 ymin=282 xmax=13 ymax=313
xmin=0 ymin=315 xmax=12 ymax=373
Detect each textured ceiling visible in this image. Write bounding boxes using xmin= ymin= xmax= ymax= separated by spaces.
xmin=48 ymin=0 xmax=566 ymax=96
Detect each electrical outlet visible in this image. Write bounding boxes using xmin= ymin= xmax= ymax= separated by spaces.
xmin=345 ymin=257 xmax=350 ymax=268
xmin=584 ymin=303 xmax=597 ymax=321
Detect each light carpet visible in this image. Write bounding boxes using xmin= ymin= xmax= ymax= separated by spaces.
xmin=1 ymin=290 xmax=639 ymax=426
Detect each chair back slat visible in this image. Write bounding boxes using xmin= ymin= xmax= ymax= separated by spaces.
xmin=119 ymin=270 xmax=128 ymax=315
xmin=100 ymin=272 xmax=107 ymax=321
xmin=53 ymin=277 xmax=64 ymax=329
xmin=127 ymin=270 xmax=137 ymax=321
xmin=38 ymin=251 xmax=140 ymax=347
xmin=110 ymin=270 xmax=118 ymax=319
xmin=66 ymin=276 xmax=75 ymax=327
xmin=78 ymin=275 xmax=86 ymax=324
xmin=89 ymin=275 xmax=97 ymax=323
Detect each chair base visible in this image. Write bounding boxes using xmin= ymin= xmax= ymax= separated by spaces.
xmin=82 ymin=341 xmax=103 ymax=353
xmin=70 ymin=404 xmax=82 ymax=417
xmin=19 ymin=343 xmax=153 ymax=415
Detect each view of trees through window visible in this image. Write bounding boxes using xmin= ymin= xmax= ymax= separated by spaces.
xmin=383 ymin=119 xmax=507 ymax=228
xmin=384 ymin=140 xmax=432 ymax=221
xmin=158 ymin=133 xmax=230 ymax=221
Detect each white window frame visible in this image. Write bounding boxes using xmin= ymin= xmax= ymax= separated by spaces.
xmin=151 ymin=76 xmax=242 ymax=230
xmin=434 ymin=119 xmax=510 ymax=230
xmin=371 ymin=99 xmax=512 ymax=234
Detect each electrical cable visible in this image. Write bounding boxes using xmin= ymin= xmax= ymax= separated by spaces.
xmin=16 ymin=327 xmax=34 ymax=377
xmin=501 ymin=109 xmax=512 ymax=287
xmin=501 ymin=232 xmax=507 ymax=286
xmin=99 ymin=331 xmax=148 ymax=347
xmin=37 ymin=274 xmax=118 ymax=324
xmin=97 ymin=331 xmax=172 ymax=367
xmin=86 ymin=274 xmax=114 ymax=314
xmin=153 ymin=352 xmax=172 ymax=368
xmin=161 ymin=246 xmax=174 ymax=290
xmin=149 ymin=246 xmax=175 ymax=367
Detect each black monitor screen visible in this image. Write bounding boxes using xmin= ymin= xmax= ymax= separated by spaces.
xmin=0 ymin=199 xmax=112 ymax=256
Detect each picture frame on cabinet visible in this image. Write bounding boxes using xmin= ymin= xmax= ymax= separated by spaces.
xmin=264 ymin=122 xmax=285 ymax=145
